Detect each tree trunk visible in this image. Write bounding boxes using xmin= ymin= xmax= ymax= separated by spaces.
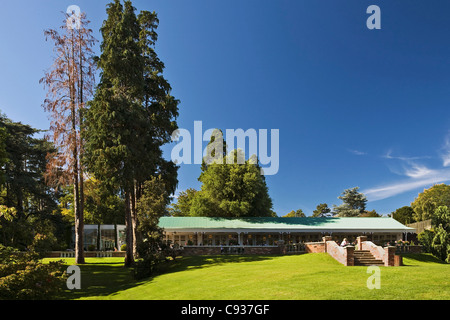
xmin=97 ymin=223 xmax=101 ymax=251
xmin=74 ymin=180 xmax=84 ymax=264
xmin=131 ymin=183 xmax=138 ymax=259
xmin=124 ymin=189 xmax=134 ymax=267
xmin=72 ymin=29 xmax=84 ymax=265
xmin=114 ymin=223 xmax=118 ymax=251
xmin=78 ymin=34 xmax=85 ymax=224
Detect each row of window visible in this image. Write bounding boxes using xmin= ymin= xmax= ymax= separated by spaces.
xmin=164 ymin=233 xmax=400 ymax=246
xmin=79 ymin=229 xmax=126 ymax=251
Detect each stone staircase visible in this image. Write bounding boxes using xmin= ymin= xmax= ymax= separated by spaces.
xmin=353 ymin=250 xmax=384 ymax=266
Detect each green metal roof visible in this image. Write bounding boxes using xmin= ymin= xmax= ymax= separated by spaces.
xmin=158 ymin=217 xmax=414 ymax=232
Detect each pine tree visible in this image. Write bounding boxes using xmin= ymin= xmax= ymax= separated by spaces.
xmin=312 ymin=203 xmax=332 ymax=217
xmin=84 ymin=0 xmax=179 ymax=267
xmin=332 ymin=187 xmax=367 ymax=217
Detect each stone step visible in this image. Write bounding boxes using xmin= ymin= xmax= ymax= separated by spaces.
xmin=353 ymin=250 xmax=384 ymax=266
xmin=355 ymin=254 xmax=378 ymax=258
xmin=355 ymin=258 xmax=384 ymax=263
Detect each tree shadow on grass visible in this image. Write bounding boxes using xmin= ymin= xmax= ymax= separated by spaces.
xmin=159 ymin=254 xmax=277 ymax=275
xmin=59 ymin=260 xmax=146 ymax=300
xmin=400 ymin=253 xmax=447 ymax=266
xmin=59 ymin=255 xmax=276 ymax=299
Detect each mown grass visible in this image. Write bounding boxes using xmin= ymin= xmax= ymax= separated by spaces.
xmin=46 ymin=253 xmax=450 ymax=300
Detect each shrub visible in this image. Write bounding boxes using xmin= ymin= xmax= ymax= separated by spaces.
xmin=431 ymin=225 xmax=449 ymax=262
xmin=418 ymin=229 xmax=434 ymax=253
xmin=133 ymin=253 xmax=167 ymax=280
xmin=29 ymin=233 xmax=57 ymax=259
xmin=0 ymin=245 xmax=67 ymax=300
xmin=120 ymin=244 xmax=127 ymax=251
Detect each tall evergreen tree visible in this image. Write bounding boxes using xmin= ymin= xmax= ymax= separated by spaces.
xmin=84 ymin=0 xmax=179 ymax=267
xmin=312 ymin=203 xmax=332 ymax=217
xmin=169 ymin=188 xmax=198 ymax=217
xmin=332 ymin=187 xmax=367 ymax=217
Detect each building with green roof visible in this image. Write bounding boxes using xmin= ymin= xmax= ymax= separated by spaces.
xmin=159 ymin=216 xmax=414 ymax=248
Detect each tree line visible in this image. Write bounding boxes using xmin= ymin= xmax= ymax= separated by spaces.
xmin=171 ymin=184 xmax=376 ymax=218
xmin=391 ymin=184 xmax=450 ymax=263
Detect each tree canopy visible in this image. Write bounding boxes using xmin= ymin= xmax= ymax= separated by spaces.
xmin=172 ymin=132 xmax=274 ymax=217
xmin=193 ymin=150 xmax=274 ymax=217
xmin=282 ymin=209 xmax=306 ymax=218
xmin=0 ymin=113 xmax=68 ymax=250
xmin=83 ymin=0 xmax=179 ymax=266
xmin=391 ymin=206 xmax=415 ymax=225
xmin=312 ymin=203 xmax=332 ymax=217
xmin=169 ymin=188 xmax=198 ymax=217
xmin=332 ymin=187 xmax=367 ymax=217
xmin=411 ymin=184 xmax=450 ymax=221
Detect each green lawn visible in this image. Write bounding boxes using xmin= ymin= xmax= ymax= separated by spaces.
xmin=48 ymin=253 xmax=450 ymax=300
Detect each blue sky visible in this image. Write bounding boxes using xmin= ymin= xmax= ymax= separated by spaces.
xmin=1 ymin=0 xmax=450 ymax=216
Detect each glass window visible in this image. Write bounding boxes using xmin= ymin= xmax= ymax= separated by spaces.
xmin=83 ymin=229 xmax=97 ymax=249
xmin=101 ymin=229 xmax=115 ymax=250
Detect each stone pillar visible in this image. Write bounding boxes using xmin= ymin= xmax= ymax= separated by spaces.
xmin=394 ymin=254 xmax=403 ymax=266
xmin=357 ymin=236 xmax=367 ymax=250
xmin=322 ymin=236 xmax=332 ymax=253
xmin=384 ymin=246 xmax=396 ymax=266
xmin=345 ymin=246 xmax=355 ymax=266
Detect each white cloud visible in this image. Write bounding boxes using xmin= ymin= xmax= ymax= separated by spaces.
xmin=364 ymin=138 xmax=450 ymax=201
xmin=443 ymin=155 xmax=450 ymax=167
xmin=348 ymin=149 xmax=367 ymax=156
xmin=441 ymin=133 xmax=450 ymax=167
xmin=382 ymin=149 xmax=431 ymax=161
xmin=358 ymin=133 xmax=450 ymax=202
xmin=403 ymin=163 xmax=437 ymax=179
xmin=363 ymin=168 xmax=450 ymax=201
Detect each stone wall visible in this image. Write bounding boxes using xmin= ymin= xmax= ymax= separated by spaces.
xmin=182 ymin=246 xmax=222 ymax=256
xmin=304 ymin=237 xmax=354 ymax=266
xmin=304 ymin=242 xmax=325 ymax=253
xmin=395 ymin=245 xmax=423 ymax=254
xmin=326 ymin=240 xmax=354 ymax=266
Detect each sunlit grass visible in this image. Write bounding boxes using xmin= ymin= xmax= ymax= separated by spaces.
xmin=45 ymin=253 xmax=450 ymax=300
